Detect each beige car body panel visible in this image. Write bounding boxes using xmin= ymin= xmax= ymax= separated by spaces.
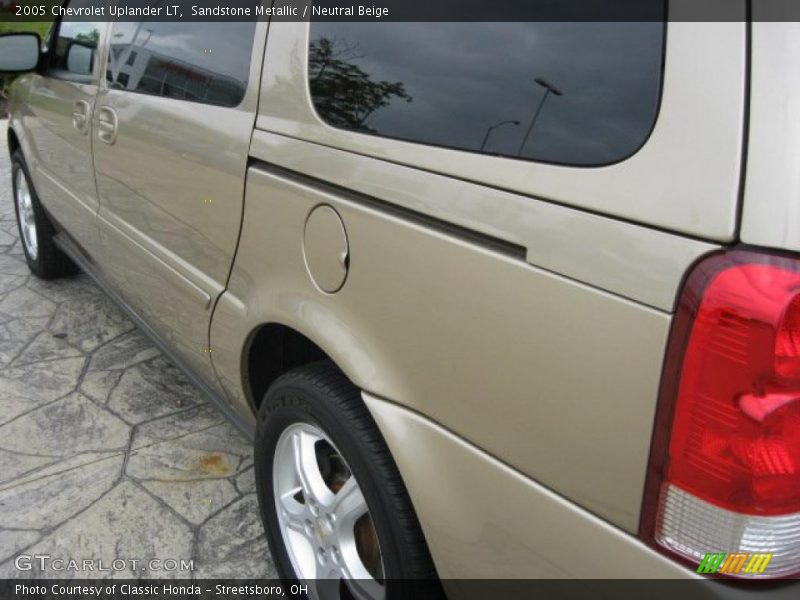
xmin=15 ymin=22 xmax=107 ymax=259
xmin=90 ymin=23 xmax=269 ymax=383
xmin=213 ymin=164 xmax=679 ymax=533
xmin=741 ymin=20 xmax=800 ymax=252
xmin=248 ymin=132 xmax=718 ymax=312
xmin=364 ymin=393 xmax=697 ymax=580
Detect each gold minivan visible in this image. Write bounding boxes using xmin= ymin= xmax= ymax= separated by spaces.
xmin=3 ymin=1 xmax=800 ymax=596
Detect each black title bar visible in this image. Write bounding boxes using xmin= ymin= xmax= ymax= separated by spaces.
xmin=3 ymin=0 xmax=799 ymax=22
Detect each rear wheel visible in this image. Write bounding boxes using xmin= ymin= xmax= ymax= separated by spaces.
xmin=254 ymin=361 xmax=442 ymax=600
xmin=11 ymin=149 xmax=76 ymax=279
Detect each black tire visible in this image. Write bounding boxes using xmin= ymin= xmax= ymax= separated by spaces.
xmin=11 ymin=149 xmax=77 ymax=279
xmin=254 ymin=360 xmax=443 ymax=600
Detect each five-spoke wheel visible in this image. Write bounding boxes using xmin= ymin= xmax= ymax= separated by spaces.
xmin=274 ymin=423 xmax=384 ymax=599
xmin=254 ymin=361 xmax=442 ymax=600
xmin=14 ymin=167 xmax=38 ymax=261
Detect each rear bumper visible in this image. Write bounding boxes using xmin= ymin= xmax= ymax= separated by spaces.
xmin=363 ymin=393 xmax=794 ymax=596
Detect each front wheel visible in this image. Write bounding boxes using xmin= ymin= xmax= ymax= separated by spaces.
xmin=254 ymin=361 xmax=442 ymax=600
xmin=11 ymin=149 xmax=76 ymax=279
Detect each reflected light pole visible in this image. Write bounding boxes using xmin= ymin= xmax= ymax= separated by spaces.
xmin=479 ymin=119 xmax=520 ymax=152
xmin=517 ymin=77 xmax=563 ymax=156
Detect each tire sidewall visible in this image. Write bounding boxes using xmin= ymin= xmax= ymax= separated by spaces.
xmin=254 ymin=382 xmax=408 ymax=589
xmin=11 ymin=151 xmax=43 ymax=271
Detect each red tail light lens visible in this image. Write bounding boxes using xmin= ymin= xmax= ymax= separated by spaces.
xmin=670 ymin=259 xmax=800 ymax=514
xmin=642 ymin=250 xmax=800 ymax=577
xmin=775 ymin=294 xmax=800 ymax=379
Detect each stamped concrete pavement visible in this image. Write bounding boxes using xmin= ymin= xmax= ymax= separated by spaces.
xmin=0 ymin=121 xmax=275 ymax=579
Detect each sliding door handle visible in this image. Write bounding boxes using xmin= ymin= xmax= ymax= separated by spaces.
xmin=96 ymin=106 xmax=119 ymax=145
xmin=72 ymin=100 xmax=91 ymax=134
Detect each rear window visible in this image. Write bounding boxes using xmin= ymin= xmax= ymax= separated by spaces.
xmin=308 ymin=17 xmax=665 ymax=167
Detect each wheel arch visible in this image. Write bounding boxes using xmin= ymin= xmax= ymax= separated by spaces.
xmin=238 ymin=309 xmax=394 ymax=419
xmin=7 ymin=121 xmax=33 ymax=173
xmin=244 ymin=322 xmax=330 ymax=412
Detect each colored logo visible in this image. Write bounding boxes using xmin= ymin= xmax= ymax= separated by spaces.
xmin=697 ymin=552 xmax=773 ymax=575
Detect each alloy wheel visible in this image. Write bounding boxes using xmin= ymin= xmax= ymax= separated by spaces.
xmin=273 ymin=422 xmax=385 ymax=600
xmin=15 ymin=169 xmax=38 ymax=260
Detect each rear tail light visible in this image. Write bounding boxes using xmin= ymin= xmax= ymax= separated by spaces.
xmin=641 ymin=250 xmax=800 ymax=578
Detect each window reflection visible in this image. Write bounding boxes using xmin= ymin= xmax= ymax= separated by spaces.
xmin=309 ymin=16 xmax=665 ymax=166
xmin=51 ymin=21 xmax=100 ymax=76
xmin=106 ymin=22 xmax=256 ymax=107
xmin=310 ymin=37 xmax=412 ymax=133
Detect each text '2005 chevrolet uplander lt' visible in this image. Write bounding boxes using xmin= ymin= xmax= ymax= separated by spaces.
xmin=2 ymin=0 xmax=800 ymax=597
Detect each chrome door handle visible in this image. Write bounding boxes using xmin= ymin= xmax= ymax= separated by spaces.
xmin=72 ymin=100 xmax=91 ymax=134
xmin=96 ymin=106 xmax=119 ymax=145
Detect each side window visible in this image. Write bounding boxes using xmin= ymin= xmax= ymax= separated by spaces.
xmin=308 ymin=10 xmax=666 ymax=167
xmin=49 ymin=0 xmax=101 ymax=80
xmin=106 ymin=22 xmax=257 ymax=108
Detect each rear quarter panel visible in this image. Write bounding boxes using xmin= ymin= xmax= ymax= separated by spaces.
xmin=211 ymin=163 xmax=676 ymax=532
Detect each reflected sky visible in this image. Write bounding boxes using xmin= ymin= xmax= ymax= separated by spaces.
xmin=58 ymin=22 xmax=101 ymax=46
xmin=310 ymin=20 xmax=665 ymax=166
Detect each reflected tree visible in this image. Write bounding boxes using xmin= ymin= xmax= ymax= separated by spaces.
xmin=309 ymin=37 xmax=411 ymax=132
xmin=75 ymin=28 xmax=100 ymax=47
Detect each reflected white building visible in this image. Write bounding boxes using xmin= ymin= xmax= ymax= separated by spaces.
xmin=107 ymin=43 xmax=245 ymax=105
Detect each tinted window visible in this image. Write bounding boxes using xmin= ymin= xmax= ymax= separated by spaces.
xmin=50 ymin=0 xmax=101 ymax=79
xmin=309 ymin=18 xmax=665 ymax=166
xmin=106 ymin=22 xmax=256 ymax=107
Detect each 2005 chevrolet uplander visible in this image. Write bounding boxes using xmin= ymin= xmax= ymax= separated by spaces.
xmin=2 ymin=0 xmax=800 ymax=596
